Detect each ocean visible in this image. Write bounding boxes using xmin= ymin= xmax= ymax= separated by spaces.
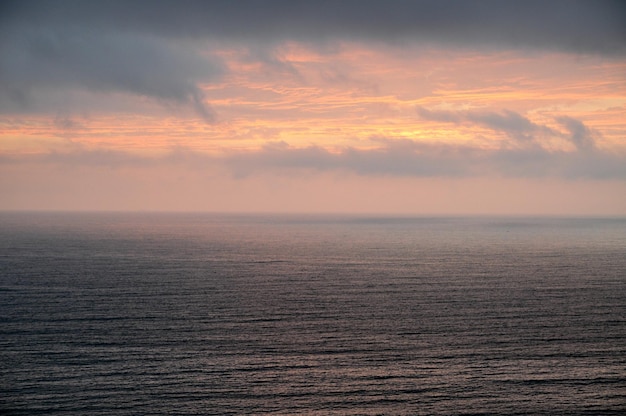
xmin=1 ymin=212 xmax=625 ymax=414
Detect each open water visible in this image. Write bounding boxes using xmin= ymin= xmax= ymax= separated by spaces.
xmin=1 ymin=212 xmax=625 ymax=414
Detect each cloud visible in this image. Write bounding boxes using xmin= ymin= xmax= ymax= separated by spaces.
xmin=3 ymin=0 xmax=625 ymax=55
xmin=0 ymin=21 xmax=222 ymax=120
xmin=227 ymin=140 xmax=470 ymax=178
xmin=415 ymin=107 xmax=463 ymax=124
xmin=225 ymin=139 xmax=626 ymax=180
xmin=465 ymin=110 xmax=544 ymax=142
xmin=556 ymin=116 xmax=597 ymax=152
xmin=53 ymin=114 xmax=83 ymax=130
xmin=415 ymin=108 xmax=608 ymax=154
xmin=416 ymin=107 xmax=553 ymax=143
xmin=4 ymin=137 xmax=624 ymax=180
xmin=1 ymin=0 xmax=623 ymax=120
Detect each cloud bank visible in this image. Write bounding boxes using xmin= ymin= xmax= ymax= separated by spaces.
xmin=3 ymin=1 xmax=625 ymax=54
xmin=1 ymin=0 xmax=624 ymax=118
xmin=5 ymin=134 xmax=624 ymax=181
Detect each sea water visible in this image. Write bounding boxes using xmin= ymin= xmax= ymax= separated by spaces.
xmin=1 ymin=213 xmax=625 ymax=414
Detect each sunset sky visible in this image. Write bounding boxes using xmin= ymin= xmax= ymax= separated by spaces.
xmin=1 ymin=0 xmax=625 ymax=214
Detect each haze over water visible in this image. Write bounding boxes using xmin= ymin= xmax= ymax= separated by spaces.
xmin=1 ymin=212 xmax=625 ymax=414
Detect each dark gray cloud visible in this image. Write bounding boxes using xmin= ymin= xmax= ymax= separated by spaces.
xmin=0 ymin=25 xmax=221 ymax=120
xmin=3 ymin=0 xmax=624 ymax=55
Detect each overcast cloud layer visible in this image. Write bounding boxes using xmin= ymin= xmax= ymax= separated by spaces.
xmin=2 ymin=0 xmax=625 ymax=115
xmin=3 ymin=0 xmax=625 ymax=54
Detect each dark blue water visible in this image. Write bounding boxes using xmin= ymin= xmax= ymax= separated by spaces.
xmin=1 ymin=213 xmax=625 ymax=414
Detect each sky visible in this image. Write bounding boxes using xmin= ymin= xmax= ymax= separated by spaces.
xmin=1 ymin=0 xmax=625 ymax=215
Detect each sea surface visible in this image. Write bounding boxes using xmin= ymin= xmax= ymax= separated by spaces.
xmin=1 ymin=212 xmax=625 ymax=415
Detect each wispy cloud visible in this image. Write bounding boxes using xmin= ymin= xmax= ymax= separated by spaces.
xmin=416 ymin=107 xmax=552 ymax=143
xmin=555 ymin=116 xmax=597 ymax=152
xmin=415 ymin=107 xmax=608 ymax=154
